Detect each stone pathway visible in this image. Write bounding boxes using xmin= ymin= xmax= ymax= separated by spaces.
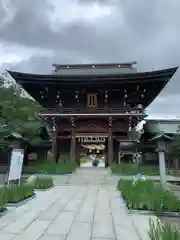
xmin=81 ymin=160 xmax=105 ymax=168
xmin=0 ymin=169 xmax=156 ymax=240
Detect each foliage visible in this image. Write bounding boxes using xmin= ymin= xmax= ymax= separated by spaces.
xmin=0 ymin=184 xmax=34 ymax=203
xmin=168 ymin=124 xmax=180 ymax=159
xmin=168 ymin=135 xmax=180 ymax=159
xmin=23 ymin=162 xmax=77 ymax=174
xmin=0 ymin=82 xmax=46 ymax=145
xmin=148 ymin=219 xmax=180 ymax=240
xmin=111 ymin=163 xmax=161 ymax=176
xmin=0 ymin=188 xmax=7 ymax=213
xmin=118 ymin=180 xmax=180 ymax=212
xmin=33 ymin=176 xmax=53 ymax=189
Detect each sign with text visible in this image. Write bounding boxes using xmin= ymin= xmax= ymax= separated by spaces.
xmin=8 ymin=149 xmax=24 ymax=182
xmin=78 ymin=136 xmax=106 ymax=143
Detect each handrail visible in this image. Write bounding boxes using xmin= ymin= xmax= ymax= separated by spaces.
xmin=40 ymin=107 xmax=137 ymax=113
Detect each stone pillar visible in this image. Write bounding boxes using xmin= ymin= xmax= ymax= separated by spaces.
xmin=108 ymin=117 xmax=113 ymax=166
xmin=158 ymin=151 xmax=166 ymax=186
xmin=157 ymin=140 xmax=166 ymax=187
xmin=52 ymin=117 xmax=58 ymax=163
xmin=70 ymin=118 xmax=76 ymax=162
xmin=52 ymin=133 xmax=58 ymax=163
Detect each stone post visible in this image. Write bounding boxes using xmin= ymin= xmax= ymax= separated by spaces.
xmin=149 ymin=132 xmax=173 ymax=188
xmin=108 ymin=117 xmax=113 ymax=166
xmin=157 ymin=140 xmax=166 ymax=187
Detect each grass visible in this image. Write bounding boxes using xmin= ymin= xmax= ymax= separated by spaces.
xmin=23 ymin=162 xmax=77 ymax=174
xmin=148 ymin=219 xmax=180 ymax=239
xmin=33 ymin=176 xmax=53 ymax=189
xmin=0 ymin=184 xmax=34 ymax=203
xmin=111 ymin=163 xmax=162 ymax=176
xmin=0 ymin=188 xmax=7 ymax=213
xmin=118 ymin=179 xmax=180 ymax=213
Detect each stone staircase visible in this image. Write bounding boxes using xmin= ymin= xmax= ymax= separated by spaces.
xmin=54 ymin=167 xmax=119 ymax=186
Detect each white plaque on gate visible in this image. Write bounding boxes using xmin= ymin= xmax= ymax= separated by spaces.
xmin=8 ymin=149 xmax=24 ymax=183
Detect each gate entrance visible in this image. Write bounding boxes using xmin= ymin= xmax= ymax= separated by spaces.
xmin=77 ymin=135 xmax=106 ymax=167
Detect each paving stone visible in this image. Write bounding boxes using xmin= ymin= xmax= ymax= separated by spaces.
xmin=13 ymin=220 xmax=50 ymax=240
xmin=66 ymin=222 xmax=91 ymax=240
xmin=0 ymin=169 xmax=143 ymax=240
xmin=38 ymin=203 xmax=65 ymax=221
xmin=38 ymin=234 xmax=66 ymax=240
xmin=76 ymin=189 xmax=96 ymax=223
xmin=92 ymin=214 xmax=115 ymax=239
xmin=76 ymin=206 xmax=94 ymax=223
xmin=114 ymin=224 xmax=140 ymax=240
xmin=46 ymin=212 xmax=76 ymax=235
xmin=130 ymin=214 xmax=157 ymax=240
xmin=1 ymin=210 xmax=37 ymax=234
xmin=0 ymin=233 xmax=17 ymax=240
xmin=0 ymin=205 xmax=31 ymax=230
xmin=96 ymin=190 xmax=111 ymax=214
xmin=63 ymin=199 xmax=83 ymax=212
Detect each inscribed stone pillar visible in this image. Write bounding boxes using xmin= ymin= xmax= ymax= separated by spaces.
xmin=71 ymin=127 xmax=76 ymax=162
xmin=108 ymin=119 xmax=113 ymax=165
xmin=158 ymin=151 xmax=166 ymax=187
xmin=157 ymin=139 xmax=167 ymax=187
xmin=52 ymin=135 xmax=57 ymax=163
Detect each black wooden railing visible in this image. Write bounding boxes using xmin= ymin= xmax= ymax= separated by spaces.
xmin=40 ymin=107 xmax=142 ymax=115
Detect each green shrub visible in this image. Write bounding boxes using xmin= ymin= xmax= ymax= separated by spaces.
xmin=0 ymin=188 xmax=7 ymax=213
xmin=1 ymin=184 xmax=34 ymax=203
xmin=23 ymin=162 xmax=77 ymax=174
xmin=111 ymin=163 xmax=161 ymax=176
xmin=118 ymin=180 xmax=180 ymax=212
xmin=33 ymin=176 xmax=53 ymax=189
xmin=148 ymin=219 xmax=180 ymax=239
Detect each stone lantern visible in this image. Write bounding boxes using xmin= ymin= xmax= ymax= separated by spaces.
xmin=149 ymin=132 xmax=173 ymax=187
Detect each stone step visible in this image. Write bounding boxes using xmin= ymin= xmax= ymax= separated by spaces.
xmin=53 ymin=168 xmax=119 ymax=186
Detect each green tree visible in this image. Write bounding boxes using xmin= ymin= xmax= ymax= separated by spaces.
xmin=0 ymin=80 xmax=46 ymax=145
xmin=168 ymin=125 xmax=180 ymax=174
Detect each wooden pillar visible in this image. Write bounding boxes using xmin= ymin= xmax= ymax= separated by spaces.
xmin=70 ymin=118 xmax=76 ymax=162
xmin=108 ymin=117 xmax=113 ymax=166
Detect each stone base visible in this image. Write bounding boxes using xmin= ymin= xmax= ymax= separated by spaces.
xmin=0 ymin=208 xmax=7 ymax=218
xmin=35 ymin=185 xmax=54 ymax=192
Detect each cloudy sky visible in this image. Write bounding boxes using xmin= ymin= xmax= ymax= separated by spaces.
xmin=0 ymin=0 xmax=180 ymax=118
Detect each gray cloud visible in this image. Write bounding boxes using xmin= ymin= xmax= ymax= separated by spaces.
xmin=0 ymin=0 xmax=180 ymax=115
xmin=0 ymin=0 xmax=179 ymax=66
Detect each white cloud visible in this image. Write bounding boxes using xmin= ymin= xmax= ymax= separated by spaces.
xmin=0 ymin=0 xmax=179 ymax=116
xmin=147 ymin=94 xmax=180 ymax=118
xmin=48 ymin=0 xmax=113 ymax=30
xmin=0 ymin=0 xmax=17 ymax=29
xmin=0 ymin=42 xmax=54 ymax=70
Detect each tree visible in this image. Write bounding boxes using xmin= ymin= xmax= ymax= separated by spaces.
xmin=168 ymin=125 xmax=180 ymax=174
xmin=0 ymin=81 xmax=47 ymax=145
